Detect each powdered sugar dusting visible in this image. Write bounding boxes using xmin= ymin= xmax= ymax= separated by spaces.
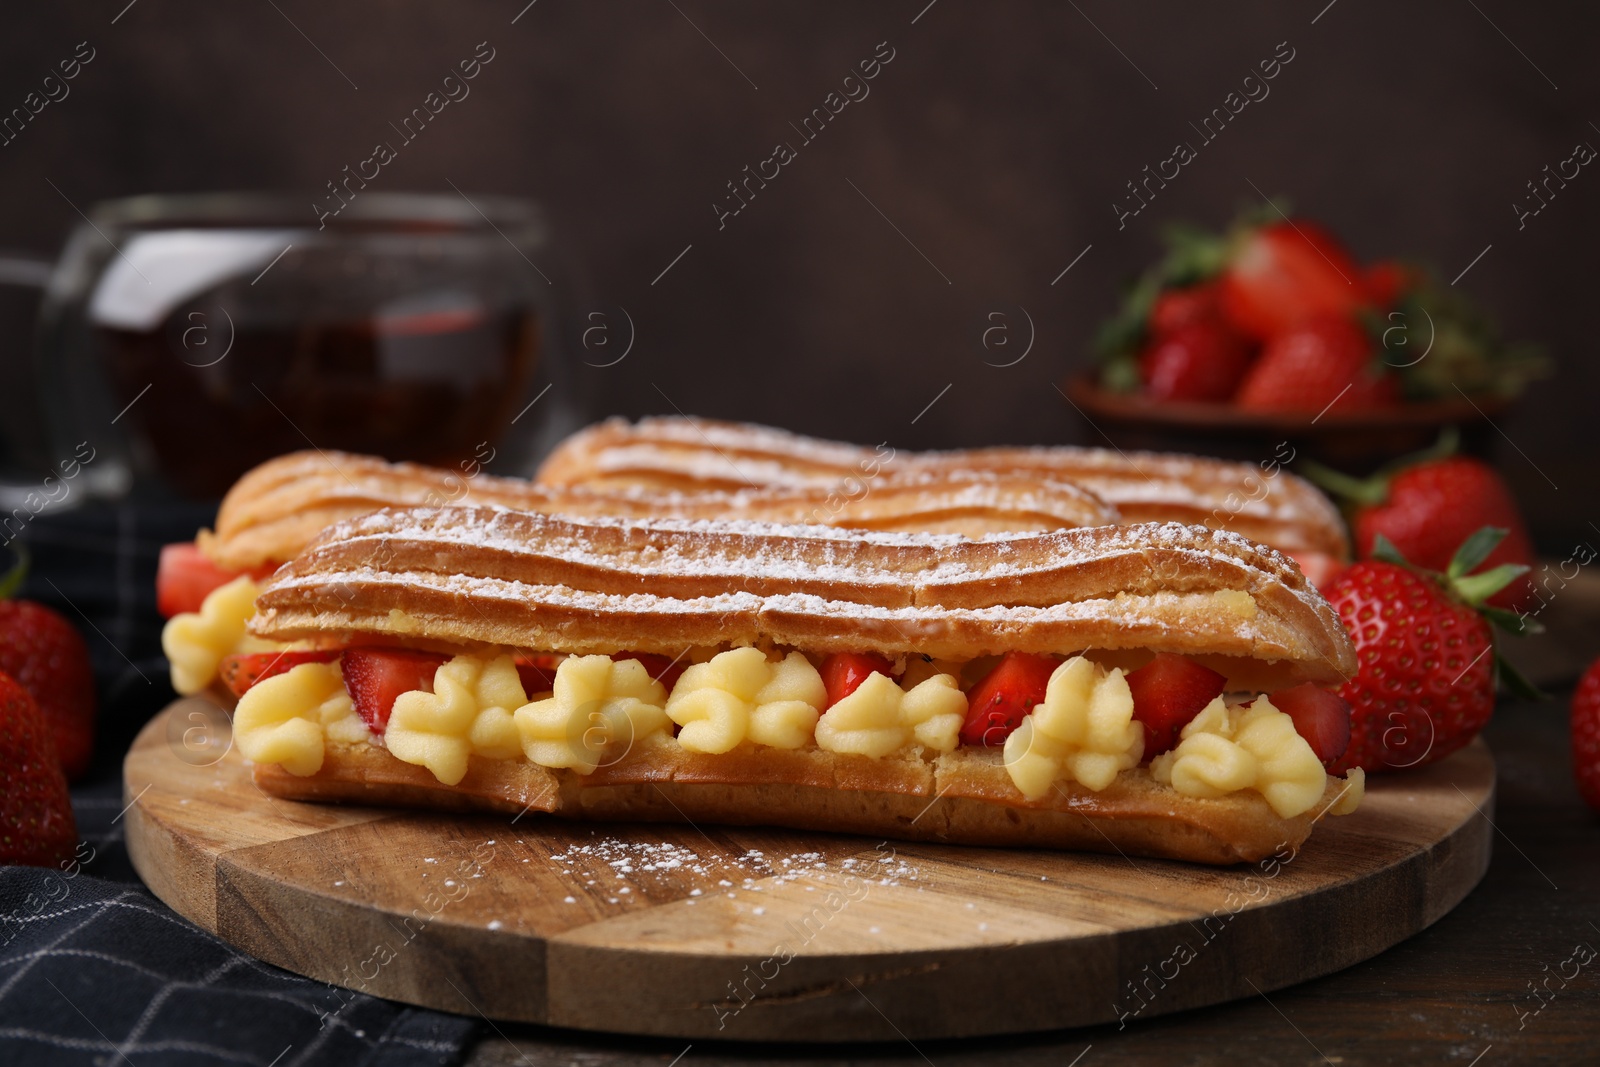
xmin=564 ymin=416 xmax=1344 ymax=539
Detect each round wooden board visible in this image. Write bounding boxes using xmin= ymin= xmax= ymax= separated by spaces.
xmin=126 ymin=698 xmax=1494 ymax=1042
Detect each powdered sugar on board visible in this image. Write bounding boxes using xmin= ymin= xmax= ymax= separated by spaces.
xmin=539 ymin=835 xmax=922 ymax=905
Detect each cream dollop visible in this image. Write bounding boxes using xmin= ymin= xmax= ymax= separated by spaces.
xmin=1001 ymin=656 xmax=1144 ymax=799
xmin=234 ymin=661 xmax=366 ymax=776
xmin=1149 ymin=696 xmax=1330 ymax=818
xmin=514 ymin=654 xmax=670 ymax=774
xmin=387 ymin=653 xmax=528 ymax=786
xmin=666 ymin=648 xmax=826 ymax=753
xmin=161 ymin=576 xmax=271 ymax=695
xmin=813 ymin=671 xmax=967 ymax=758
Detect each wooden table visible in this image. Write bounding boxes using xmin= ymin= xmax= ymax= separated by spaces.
xmin=465 ymin=582 xmax=1600 ymax=1065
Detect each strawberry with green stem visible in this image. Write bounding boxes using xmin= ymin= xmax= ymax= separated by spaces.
xmin=1093 ymin=204 xmax=1547 ymax=403
xmin=1323 ymin=527 xmax=1539 ymax=775
xmin=1303 ymin=429 xmax=1537 ymax=611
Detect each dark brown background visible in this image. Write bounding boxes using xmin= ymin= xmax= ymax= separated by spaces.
xmin=1 ymin=1 xmax=1594 ymax=546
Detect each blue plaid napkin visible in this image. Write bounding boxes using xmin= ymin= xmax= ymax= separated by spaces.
xmin=0 ymin=504 xmax=479 ymax=1066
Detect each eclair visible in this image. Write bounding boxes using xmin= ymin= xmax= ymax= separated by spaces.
xmin=197 ymin=450 xmax=1119 ymax=572
xmin=193 ymin=507 xmax=1365 ymax=865
xmin=538 ymin=416 xmax=1349 ymax=578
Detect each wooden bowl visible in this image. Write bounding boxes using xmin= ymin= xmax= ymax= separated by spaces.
xmin=1060 ymin=372 xmax=1513 ymax=473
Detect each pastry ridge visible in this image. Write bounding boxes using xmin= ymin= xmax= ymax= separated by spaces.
xmin=537 ymin=416 xmax=1349 ymax=559
xmin=201 ymin=450 xmax=1119 ymax=570
xmin=250 ymin=506 xmax=1356 ymax=690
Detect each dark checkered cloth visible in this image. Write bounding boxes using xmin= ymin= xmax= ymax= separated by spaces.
xmin=0 ymin=504 xmax=479 ymax=1066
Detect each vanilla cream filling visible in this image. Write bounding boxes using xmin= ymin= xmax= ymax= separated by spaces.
xmin=229 ymin=646 xmax=1361 ymax=818
xmin=668 ymin=648 xmax=824 ymax=753
xmin=1001 ymin=657 xmax=1144 ymax=799
xmin=1151 ymin=696 xmax=1365 ymax=819
xmin=161 ymin=576 xmax=277 ymax=695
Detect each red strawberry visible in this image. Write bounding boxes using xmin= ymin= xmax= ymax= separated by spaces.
xmin=1125 ymin=653 xmax=1226 ymax=756
xmin=1219 ymin=219 xmax=1367 ymax=340
xmin=1266 ymin=683 xmax=1352 ymax=765
xmin=958 ymin=651 xmax=1061 ymax=746
xmin=1285 ymin=550 xmax=1345 ymax=590
xmin=0 ymin=600 xmax=96 ymax=781
xmin=1324 ymin=530 xmax=1529 ymax=775
xmin=1235 ymin=316 xmax=1398 ymax=414
xmin=0 ymin=671 xmax=77 ymax=866
xmin=1149 ymin=282 xmax=1222 ymax=336
xmin=1138 ymin=320 xmax=1256 ymax=403
xmin=515 ymin=656 xmax=558 ymax=695
xmin=1335 ymin=453 xmax=1536 ymax=612
xmin=612 ymin=652 xmax=688 ymax=692
xmin=341 ymin=648 xmax=448 ymax=733
xmin=218 ymin=649 xmax=343 ymax=697
xmin=820 ymin=652 xmax=894 ymax=709
xmin=1363 ymin=260 xmax=1412 ymax=309
xmin=1572 ymin=657 xmax=1600 ymax=811
xmin=156 ymin=542 xmax=276 ymax=618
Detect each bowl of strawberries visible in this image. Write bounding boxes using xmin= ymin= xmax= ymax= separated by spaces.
xmin=1069 ymin=206 xmax=1546 ymax=470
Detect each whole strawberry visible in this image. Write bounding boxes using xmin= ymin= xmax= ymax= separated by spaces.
xmin=0 ymin=599 xmax=97 ymax=780
xmin=1234 ymin=316 xmax=1399 ymax=414
xmin=1219 ymin=219 xmax=1368 ymax=340
xmin=1324 ymin=529 xmax=1532 ymax=775
xmin=1138 ymin=320 xmax=1256 ymax=402
xmin=1572 ymin=657 xmax=1600 ymax=811
xmin=0 ymin=670 xmax=78 ymax=866
xmin=0 ymin=548 xmax=97 ymax=781
xmin=1306 ymin=432 xmax=1537 ymax=612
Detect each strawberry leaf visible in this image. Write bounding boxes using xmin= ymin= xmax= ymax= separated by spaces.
xmin=1369 ymin=534 xmax=1412 ymax=567
xmin=1453 ymin=562 xmax=1529 ymax=606
xmin=0 ymin=542 xmax=27 ymax=601
xmin=1481 ymin=605 xmax=1543 ymax=637
xmin=1447 ymin=526 xmax=1509 ymax=580
xmin=1299 ymin=460 xmax=1390 ymax=506
xmin=1495 ymin=651 xmax=1545 ymax=701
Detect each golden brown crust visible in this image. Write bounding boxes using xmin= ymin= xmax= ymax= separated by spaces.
xmin=253 ymin=740 xmax=564 ymax=816
xmin=254 ymin=734 xmax=1349 ymax=865
xmin=537 ymin=417 xmax=1350 ymax=560
xmin=250 ymin=507 xmax=1356 ymax=690
xmin=202 ymin=451 xmax=1118 ymax=571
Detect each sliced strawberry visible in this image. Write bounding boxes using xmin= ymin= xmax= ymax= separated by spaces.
xmin=820 ymin=652 xmax=894 ymax=709
xmin=341 ymin=647 xmax=448 ymax=733
xmin=1125 ymin=653 xmax=1226 ymax=757
xmin=157 ymin=542 xmax=276 ymax=618
xmin=218 ymin=649 xmax=342 ymax=697
xmin=1266 ymin=683 xmax=1352 ymax=765
xmin=958 ymin=651 xmax=1060 ymax=746
xmin=515 ymin=656 xmax=559 ymax=695
xmin=612 ymin=652 xmax=687 ymax=691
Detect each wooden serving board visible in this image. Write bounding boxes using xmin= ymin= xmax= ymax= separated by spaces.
xmin=126 ymin=698 xmax=1493 ymax=1042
